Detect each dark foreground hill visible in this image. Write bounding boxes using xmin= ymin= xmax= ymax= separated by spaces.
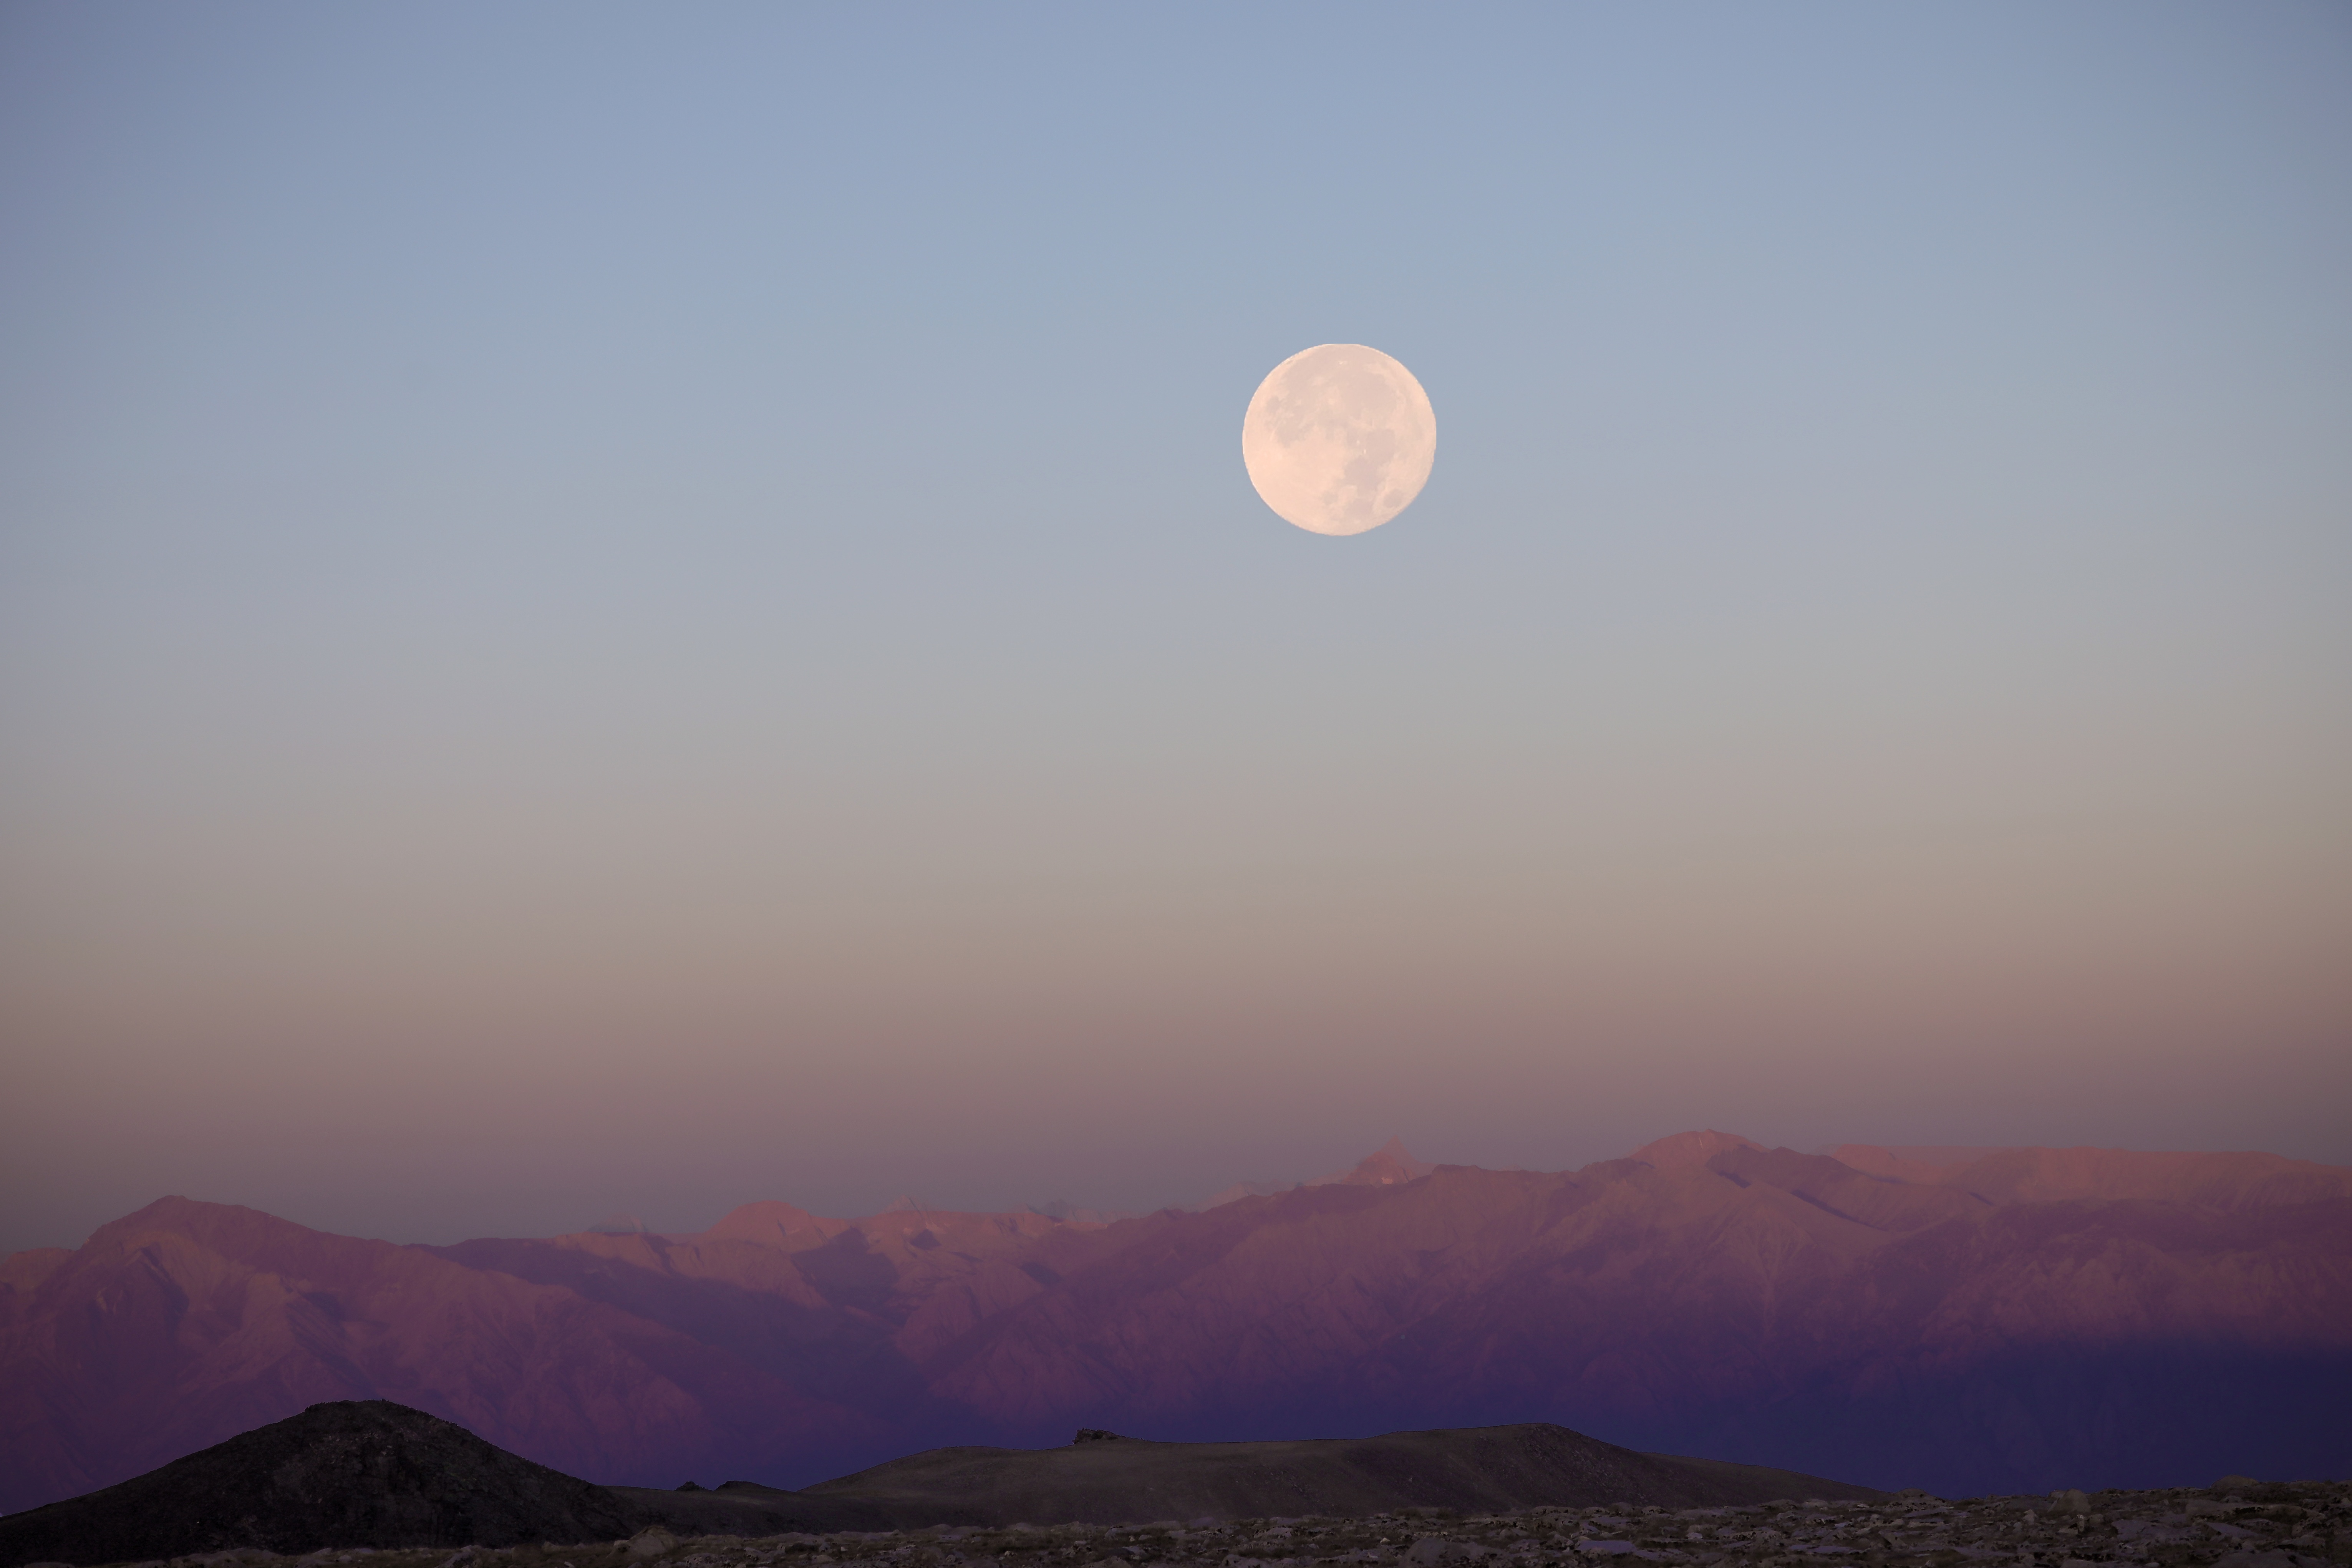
xmin=0 ymin=1402 xmax=636 ymax=1563
xmin=0 ymin=1402 xmax=1881 ymax=1565
xmin=7 ymin=1428 xmax=2344 ymax=1568
xmin=794 ymin=1425 xmax=1882 ymax=1525
xmin=0 ymin=1402 xmax=898 ymax=1565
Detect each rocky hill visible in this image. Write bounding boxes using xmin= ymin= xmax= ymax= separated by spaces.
xmin=797 ymin=1425 xmax=1880 ymax=1526
xmin=0 ymin=1401 xmax=636 ymax=1564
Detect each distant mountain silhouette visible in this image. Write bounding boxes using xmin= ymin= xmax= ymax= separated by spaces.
xmin=2 ymin=1135 xmax=2346 ymax=1515
xmin=1308 ymin=1136 xmax=1439 ymax=1188
xmin=1187 ymin=1136 xmax=1433 ymax=1210
xmin=587 ymin=1212 xmax=649 ymax=1235
xmin=1189 ymin=1178 xmax=1297 ymax=1210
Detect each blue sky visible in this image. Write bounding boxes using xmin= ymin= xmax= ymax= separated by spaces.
xmin=3 ymin=3 xmax=2347 ymax=1251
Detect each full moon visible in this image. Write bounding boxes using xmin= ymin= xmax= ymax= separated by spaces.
xmin=1242 ymin=343 xmax=1436 ymax=536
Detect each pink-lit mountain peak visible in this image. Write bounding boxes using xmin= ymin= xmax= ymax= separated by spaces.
xmin=1318 ymin=1135 xmax=1438 ymax=1187
xmin=1372 ymin=1135 xmax=1435 ymax=1180
xmin=555 ymin=1132 xmax=2352 ymax=1250
xmin=1822 ymin=1140 xmax=2352 ymax=1206
xmin=698 ymin=1199 xmax=838 ymax=1248
xmin=3 ymin=1138 xmax=2347 ymax=1516
xmin=1628 ymin=1129 xmax=1768 ymax=1169
xmin=1191 ymin=1139 xmax=1440 ymax=1210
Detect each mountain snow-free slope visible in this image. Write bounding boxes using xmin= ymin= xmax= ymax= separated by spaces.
xmin=3 ymin=1137 xmax=2346 ymax=1513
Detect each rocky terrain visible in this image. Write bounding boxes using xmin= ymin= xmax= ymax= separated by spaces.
xmin=0 ymin=1404 xmax=648 ymax=1566
xmin=10 ymin=1478 xmax=2347 ymax=1568
xmin=0 ymin=1404 xmax=1877 ymax=1564
xmin=5 ymin=1136 xmax=2348 ymax=1510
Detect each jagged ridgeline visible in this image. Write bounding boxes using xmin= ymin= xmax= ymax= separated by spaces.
xmin=12 ymin=1139 xmax=2346 ymax=1517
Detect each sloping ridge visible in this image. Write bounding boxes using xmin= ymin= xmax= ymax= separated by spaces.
xmin=0 ymin=1401 xmax=640 ymax=1563
xmin=800 ymin=1424 xmax=1885 ymax=1525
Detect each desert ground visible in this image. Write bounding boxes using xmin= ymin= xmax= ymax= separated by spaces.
xmin=37 ymin=1479 xmax=2344 ymax=1568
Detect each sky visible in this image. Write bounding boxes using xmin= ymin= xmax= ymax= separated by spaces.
xmin=3 ymin=3 xmax=2348 ymax=1256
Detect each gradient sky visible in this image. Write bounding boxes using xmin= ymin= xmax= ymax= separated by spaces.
xmin=4 ymin=3 xmax=2349 ymax=1256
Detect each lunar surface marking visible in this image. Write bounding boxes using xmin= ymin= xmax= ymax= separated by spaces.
xmin=1243 ymin=343 xmax=1435 ymax=535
